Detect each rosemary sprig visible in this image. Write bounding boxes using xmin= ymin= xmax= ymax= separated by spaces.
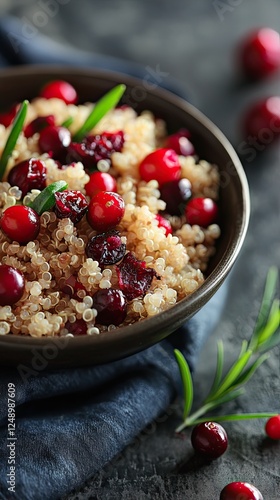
xmin=73 ymin=84 xmax=126 ymax=142
xmin=0 ymin=100 xmax=29 ymax=180
xmin=175 ymin=267 xmax=279 ymax=432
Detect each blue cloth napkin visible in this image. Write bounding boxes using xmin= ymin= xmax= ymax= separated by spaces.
xmin=0 ymin=17 xmax=227 ymax=500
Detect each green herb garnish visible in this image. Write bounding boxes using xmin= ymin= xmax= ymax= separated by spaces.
xmin=61 ymin=117 xmax=74 ymax=128
xmin=175 ymin=266 xmax=279 ymax=432
xmin=0 ymin=100 xmax=29 ymax=180
xmin=73 ymin=84 xmax=126 ymax=142
xmin=28 ymin=180 xmax=68 ymax=215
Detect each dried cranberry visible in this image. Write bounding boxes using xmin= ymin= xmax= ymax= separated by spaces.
xmin=54 ymin=190 xmax=88 ymax=224
xmin=85 ymin=171 xmax=117 ymax=198
xmin=0 ymin=265 xmax=25 ymax=306
xmin=65 ymin=319 xmax=87 ymax=336
xmin=139 ymin=148 xmax=181 ymax=186
xmin=220 ymin=482 xmax=263 ymax=500
xmin=239 ymin=28 xmax=280 ymax=80
xmin=1 ymin=205 xmax=40 ymax=244
xmin=67 ymin=131 xmax=124 ymax=170
xmin=86 ymin=230 xmax=126 ymax=266
xmin=155 ymin=214 xmax=172 ymax=236
xmin=165 ymin=129 xmax=195 ymax=156
xmin=24 ymin=115 xmax=55 ymax=138
xmin=60 ymin=275 xmax=86 ymax=300
xmin=40 ymin=80 xmax=78 ymax=104
xmin=160 ymin=178 xmax=192 ymax=215
xmin=191 ymin=422 xmax=228 ymax=460
xmin=39 ymin=125 xmax=71 ymax=162
xmin=185 ymin=197 xmax=218 ymax=227
xmin=92 ymin=288 xmax=127 ymax=326
xmin=117 ymin=252 xmax=159 ymax=301
xmin=87 ymin=191 xmax=125 ymax=232
xmin=8 ymin=158 xmax=47 ymax=197
xmin=0 ymin=103 xmax=18 ymax=127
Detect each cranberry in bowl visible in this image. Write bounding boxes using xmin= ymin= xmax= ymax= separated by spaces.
xmin=0 ymin=66 xmax=249 ymax=367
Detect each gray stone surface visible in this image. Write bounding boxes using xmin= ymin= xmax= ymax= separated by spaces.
xmin=1 ymin=0 xmax=280 ymax=498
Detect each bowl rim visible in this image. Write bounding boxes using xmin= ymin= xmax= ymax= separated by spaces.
xmin=0 ymin=65 xmax=250 ymax=350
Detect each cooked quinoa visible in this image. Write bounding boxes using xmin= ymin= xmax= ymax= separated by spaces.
xmin=0 ymin=95 xmax=220 ymax=338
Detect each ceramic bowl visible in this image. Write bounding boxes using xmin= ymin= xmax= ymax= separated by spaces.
xmin=0 ymin=66 xmax=250 ymax=367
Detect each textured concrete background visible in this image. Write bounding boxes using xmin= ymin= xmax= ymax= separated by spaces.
xmin=1 ymin=1 xmax=279 ymax=499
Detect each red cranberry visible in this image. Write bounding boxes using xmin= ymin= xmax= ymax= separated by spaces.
xmin=191 ymin=422 xmax=228 ymax=460
xmin=85 ymin=171 xmax=117 ymax=198
xmin=164 ymin=129 xmax=195 ymax=156
xmin=220 ymin=482 xmax=263 ymax=500
xmin=139 ymin=148 xmax=181 ymax=186
xmin=0 ymin=103 xmax=18 ymax=127
xmin=265 ymin=415 xmax=280 ymax=440
xmin=1 ymin=205 xmax=40 ymax=244
xmin=24 ymin=115 xmax=55 ymax=138
xmin=40 ymin=80 xmax=78 ymax=104
xmin=60 ymin=275 xmax=86 ymax=300
xmin=185 ymin=197 xmax=218 ymax=227
xmin=160 ymin=178 xmax=192 ymax=215
xmin=87 ymin=191 xmax=125 ymax=232
xmin=8 ymin=158 xmax=47 ymax=197
xmin=86 ymin=230 xmax=126 ymax=266
xmin=243 ymin=96 xmax=280 ymax=140
xmin=54 ymin=190 xmax=88 ymax=224
xmin=65 ymin=319 xmax=87 ymax=336
xmin=67 ymin=131 xmax=125 ymax=170
xmin=155 ymin=214 xmax=172 ymax=236
xmin=117 ymin=252 xmax=159 ymax=301
xmin=0 ymin=264 xmax=25 ymax=306
xmin=39 ymin=126 xmax=71 ymax=162
xmin=239 ymin=28 xmax=280 ymax=79
xmin=92 ymin=288 xmax=127 ymax=326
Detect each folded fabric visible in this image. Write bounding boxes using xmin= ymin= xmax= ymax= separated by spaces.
xmin=0 ymin=16 xmax=187 ymax=99
xmin=0 ymin=16 xmax=227 ymax=500
xmin=0 ymin=285 xmax=227 ymax=500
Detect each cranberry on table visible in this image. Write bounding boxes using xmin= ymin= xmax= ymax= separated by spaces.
xmin=86 ymin=230 xmax=126 ymax=266
xmin=139 ymin=148 xmax=181 ymax=186
xmin=239 ymin=28 xmax=280 ymax=79
xmin=220 ymin=482 xmax=263 ymax=500
xmin=67 ymin=131 xmax=125 ymax=171
xmin=155 ymin=214 xmax=172 ymax=236
xmin=54 ymin=190 xmax=88 ymax=224
xmin=39 ymin=80 xmax=78 ymax=104
xmin=0 ymin=265 xmax=25 ymax=306
xmin=24 ymin=115 xmax=55 ymax=138
xmin=185 ymin=197 xmax=218 ymax=227
xmin=87 ymin=191 xmax=125 ymax=232
xmin=160 ymin=178 xmax=192 ymax=215
xmin=243 ymin=96 xmax=280 ymax=140
xmin=92 ymin=288 xmax=127 ymax=326
xmin=164 ymin=128 xmax=195 ymax=156
xmin=191 ymin=422 xmax=228 ymax=459
xmin=39 ymin=125 xmax=71 ymax=162
xmin=265 ymin=414 xmax=280 ymax=439
xmin=85 ymin=171 xmax=117 ymax=198
xmin=0 ymin=205 xmax=40 ymax=244
xmin=8 ymin=158 xmax=47 ymax=197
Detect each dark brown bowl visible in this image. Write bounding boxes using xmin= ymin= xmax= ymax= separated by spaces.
xmin=0 ymin=65 xmax=250 ymax=368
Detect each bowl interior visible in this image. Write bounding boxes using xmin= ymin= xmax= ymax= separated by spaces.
xmin=0 ymin=66 xmax=250 ymax=367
